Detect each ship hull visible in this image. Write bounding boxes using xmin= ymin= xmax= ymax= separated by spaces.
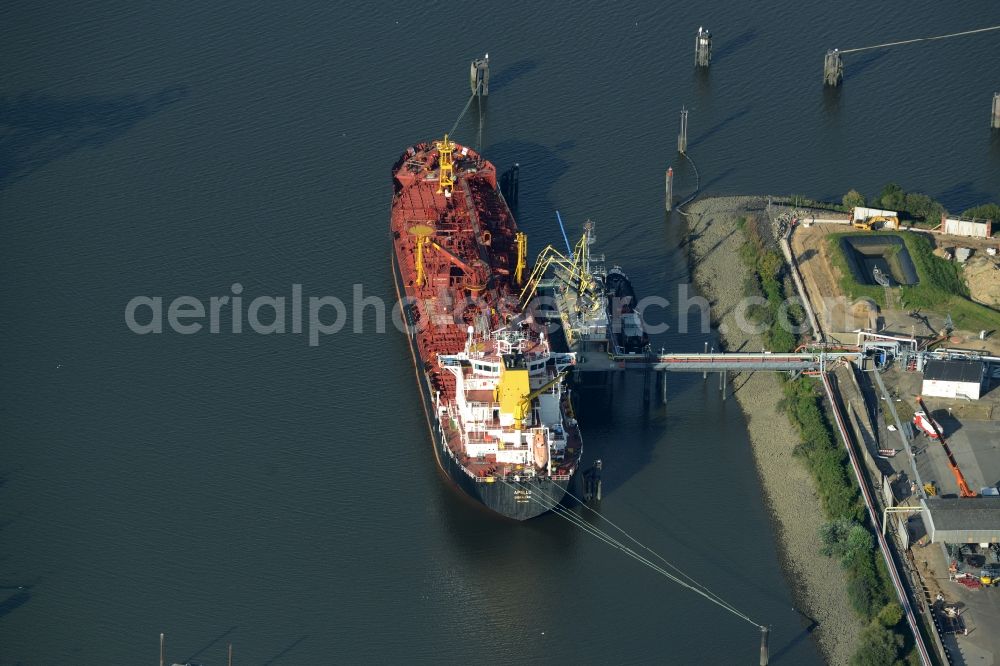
xmin=392 ymin=250 xmax=571 ymax=521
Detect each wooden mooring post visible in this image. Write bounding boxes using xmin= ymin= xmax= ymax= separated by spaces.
xmin=992 ymin=92 xmax=1000 ymax=129
xmin=759 ymin=625 xmax=770 ymax=665
xmin=677 ymin=106 xmax=689 ymax=153
xmin=665 ymin=167 xmax=674 ymax=211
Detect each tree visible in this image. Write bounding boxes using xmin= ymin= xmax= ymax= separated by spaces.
xmin=819 ymin=518 xmax=854 ymax=557
xmin=878 ymin=183 xmax=905 ymax=211
xmin=877 ymin=602 xmax=904 ymax=628
xmin=843 ymin=189 xmax=866 ymax=209
xmin=925 ymin=201 xmax=946 ymax=225
xmin=962 ymin=203 xmax=1000 ymax=221
xmin=851 ymin=623 xmax=903 ymax=666
xmin=904 ymin=192 xmax=933 ymax=219
xmin=758 ymin=251 xmax=784 ymax=282
xmin=841 ymin=523 xmax=875 ymax=570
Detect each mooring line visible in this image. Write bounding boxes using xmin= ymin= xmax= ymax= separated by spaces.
xmin=499 ymin=478 xmax=762 ymax=628
xmin=840 ymin=24 xmax=1000 ymax=54
xmin=449 ymin=93 xmax=477 ymax=137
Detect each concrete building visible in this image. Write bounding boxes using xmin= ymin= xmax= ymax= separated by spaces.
xmin=922 ymin=359 xmax=987 ymax=400
xmin=921 ymin=497 xmax=1000 ymax=544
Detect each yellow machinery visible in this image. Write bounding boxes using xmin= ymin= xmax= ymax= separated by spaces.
xmin=408 ymin=223 xmax=487 ymax=291
xmin=495 ymin=367 xmax=568 ymax=430
xmin=435 ymin=134 xmax=455 ymax=196
xmin=851 ymin=207 xmax=900 ymax=231
xmin=923 ymin=482 xmax=938 ymax=496
xmin=495 ymin=362 xmax=531 ymax=427
xmin=514 ymin=232 xmax=528 ymax=286
xmin=408 ymin=224 xmax=434 ymax=287
xmin=518 ymin=228 xmax=600 ymax=308
xmin=852 ymin=215 xmax=899 ymax=231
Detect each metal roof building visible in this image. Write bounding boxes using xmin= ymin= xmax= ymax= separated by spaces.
xmin=921 ymin=497 xmax=1000 ymax=544
xmin=921 ymin=359 xmax=986 ymax=400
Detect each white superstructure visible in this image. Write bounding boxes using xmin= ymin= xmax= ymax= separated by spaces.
xmin=438 ymin=326 xmax=576 ymax=475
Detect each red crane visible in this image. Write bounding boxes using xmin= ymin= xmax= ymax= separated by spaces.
xmin=916 ymin=396 xmax=977 ymax=498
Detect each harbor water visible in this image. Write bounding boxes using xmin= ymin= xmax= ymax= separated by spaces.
xmin=1 ymin=1 xmax=998 ymax=663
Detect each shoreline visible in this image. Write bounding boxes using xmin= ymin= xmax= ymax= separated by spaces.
xmin=683 ymin=196 xmax=860 ymax=665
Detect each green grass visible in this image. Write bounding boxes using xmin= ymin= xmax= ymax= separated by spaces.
xmin=827 ymin=231 xmax=1000 ymax=331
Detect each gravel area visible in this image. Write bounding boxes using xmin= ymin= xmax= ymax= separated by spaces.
xmin=684 ymin=196 xmax=861 ymax=665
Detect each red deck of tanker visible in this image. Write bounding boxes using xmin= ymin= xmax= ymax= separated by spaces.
xmin=390 ymin=139 xmax=579 ymax=480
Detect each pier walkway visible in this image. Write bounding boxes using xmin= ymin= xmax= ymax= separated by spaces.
xmin=580 ymin=351 xmax=862 ymax=373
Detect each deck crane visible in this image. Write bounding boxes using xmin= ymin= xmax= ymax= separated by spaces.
xmin=408 ymin=223 xmax=486 ymax=291
xmin=514 ymin=232 xmax=528 ymax=286
xmin=513 ymin=369 xmax=569 ymax=426
xmin=915 ymin=396 xmax=977 ymax=498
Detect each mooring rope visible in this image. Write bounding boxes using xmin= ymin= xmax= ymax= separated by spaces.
xmin=557 ymin=484 xmax=738 ymax=613
xmin=499 ymin=478 xmax=762 ymax=628
xmin=449 ymin=93 xmax=477 ymax=137
xmin=839 ymin=24 xmax=1000 ymax=54
xmin=528 ymin=480 xmax=744 ymax=618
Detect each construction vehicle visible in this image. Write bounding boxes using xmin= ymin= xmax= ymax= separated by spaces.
xmin=916 ymin=396 xmax=977 ymax=498
xmin=913 ymin=411 xmax=943 ymax=439
xmin=981 ymin=566 xmax=999 ymax=587
xmin=852 ymin=206 xmax=900 ymax=231
xmin=924 ymin=482 xmax=938 ymax=496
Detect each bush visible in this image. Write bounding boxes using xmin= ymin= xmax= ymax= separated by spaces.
xmin=735 ymin=217 xmax=801 ymax=352
xmin=873 ymin=183 xmax=946 ymax=222
xmin=843 ymin=189 xmax=866 ymax=209
xmin=820 ymin=518 xmax=855 ymax=557
xmin=961 ymin=203 xmax=1000 ymax=221
xmin=877 ymin=602 xmax=904 ymax=628
xmin=847 ymin=551 xmax=890 ymax=617
xmin=878 ymin=183 xmax=905 ymax=210
xmin=841 ymin=523 xmax=875 ymax=571
xmin=782 ymin=380 xmax=863 ymax=522
xmin=852 ymin=622 xmax=904 ymax=666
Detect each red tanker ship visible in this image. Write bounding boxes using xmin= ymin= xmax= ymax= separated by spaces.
xmin=390 ymin=136 xmax=582 ymax=520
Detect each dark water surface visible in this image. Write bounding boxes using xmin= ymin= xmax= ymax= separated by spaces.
xmin=2 ymin=2 xmax=998 ymax=663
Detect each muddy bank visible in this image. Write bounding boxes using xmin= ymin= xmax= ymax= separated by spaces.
xmin=683 ymin=196 xmax=860 ymax=665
